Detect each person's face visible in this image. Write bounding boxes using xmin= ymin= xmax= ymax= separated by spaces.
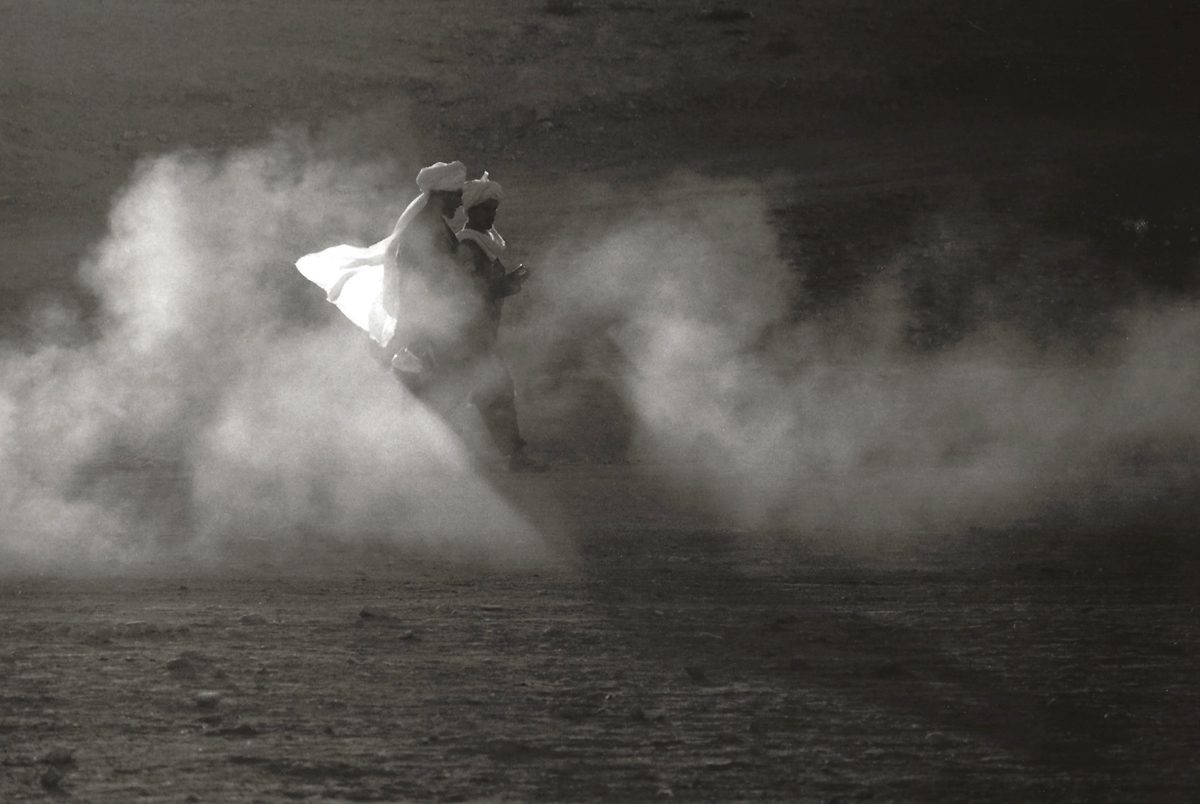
xmin=436 ymin=190 xmax=463 ymax=216
xmin=467 ymin=199 xmax=499 ymax=230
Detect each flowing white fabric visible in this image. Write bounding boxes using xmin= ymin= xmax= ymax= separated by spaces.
xmin=294 ymin=206 xmax=415 ymax=347
xmin=294 ymin=161 xmax=466 ymax=346
xmin=295 ymin=244 xmax=392 ymax=345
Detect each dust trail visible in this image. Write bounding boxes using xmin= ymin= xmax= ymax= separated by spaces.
xmin=516 ymin=172 xmax=1199 ymax=545
xmin=0 ymin=134 xmax=551 ymax=574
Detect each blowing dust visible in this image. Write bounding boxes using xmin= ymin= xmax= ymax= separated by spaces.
xmin=3 ymin=143 xmax=1196 ymax=572
xmin=516 ymin=173 xmax=1200 ymax=545
xmin=0 ymin=135 xmax=548 ymax=574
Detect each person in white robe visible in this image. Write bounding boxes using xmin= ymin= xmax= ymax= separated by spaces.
xmin=294 ymin=160 xmax=466 ymax=356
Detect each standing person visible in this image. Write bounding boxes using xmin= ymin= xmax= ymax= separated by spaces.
xmin=451 ymin=172 xmax=547 ymax=472
xmin=380 ymin=161 xmax=467 ymax=372
xmin=294 ymin=160 xmax=467 ymax=360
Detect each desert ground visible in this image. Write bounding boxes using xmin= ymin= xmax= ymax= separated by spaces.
xmin=2 ymin=1 xmax=1199 ymax=801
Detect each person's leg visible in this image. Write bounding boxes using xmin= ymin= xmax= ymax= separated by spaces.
xmin=469 ymin=355 xmax=524 ymax=456
xmin=367 ymin=336 xmax=394 ymax=369
xmin=469 ymin=356 xmax=547 ymax=471
xmin=411 ymin=354 xmax=474 ymax=424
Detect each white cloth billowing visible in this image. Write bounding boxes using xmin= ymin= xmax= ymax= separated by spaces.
xmin=461 ymin=171 xmax=503 ymax=211
xmin=294 ymin=161 xmax=467 ymax=346
xmin=295 ymin=241 xmax=395 ymax=345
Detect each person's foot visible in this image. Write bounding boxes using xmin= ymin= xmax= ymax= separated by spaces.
xmin=390 ymin=347 xmax=427 ymax=374
xmin=508 ymin=448 xmax=550 ymax=473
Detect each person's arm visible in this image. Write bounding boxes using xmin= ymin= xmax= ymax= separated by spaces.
xmin=381 ymin=238 xmax=403 ymax=317
xmin=495 ymin=261 xmax=529 ymax=297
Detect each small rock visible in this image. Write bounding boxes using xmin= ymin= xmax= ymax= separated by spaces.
xmin=925 ymin=730 xmax=954 ymax=747
xmin=239 ymin=614 xmax=268 ymax=626
xmin=872 ymin=660 xmax=911 ymax=679
xmin=702 ymin=757 xmax=736 ymax=769
xmin=543 ymin=0 xmax=582 ymax=16
xmin=683 ymin=666 xmax=710 ymax=684
xmin=768 ymin=613 xmax=799 ymax=630
xmin=194 ymin=690 xmax=222 ymax=709
xmin=167 ymin=651 xmax=211 ymax=678
xmin=114 ymin=620 xmax=161 ymax=637
xmin=628 ymin=705 xmax=647 ymax=722
xmin=485 ymin=738 xmax=540 ymax=762
xmin=39 ymin=747 xmax=75 ymax=767
xmin=696 ymin=8 xmax=754 ymax=22
xmin=552 ymin=705 xmax=596 ymax=721
xmin=40 ymin=767 xmax=64 ymax=790
xmin=359 ymin=607 xmax=396 ymax=620
xmin=509 ymin=106 xmax=537 ymax=129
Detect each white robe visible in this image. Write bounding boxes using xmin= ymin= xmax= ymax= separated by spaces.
xmin=295 ymin=238 xmax=395 ymax=346
xmin=294 ymin=191 xmax=436 ymax=347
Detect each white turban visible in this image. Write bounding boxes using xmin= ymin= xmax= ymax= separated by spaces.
xmin=461 ymin=171 xmax=504 ymax=210
xmin=416 ymin=160 xmax=467 ymax=193
xmin=383 ymin=160 xmax=467 ymax=245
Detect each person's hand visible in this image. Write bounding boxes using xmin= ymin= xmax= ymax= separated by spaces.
xmin=512 ymin=263 xmax=530 ymax=281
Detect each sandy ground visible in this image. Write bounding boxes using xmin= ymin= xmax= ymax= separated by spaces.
xmin=3 ymin=1 xmax=1200 ymax=801
xmin=2 ymin=474 xmax=1198 ymax=802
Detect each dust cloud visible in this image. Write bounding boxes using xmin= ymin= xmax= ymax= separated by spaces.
xmin=0 ymin=134 xmax=549 ymax=574
xmin=517 ymin=173 xmax=1199 ymax=545
xmin=4 ymin=148 xmax=1195 ymax=572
